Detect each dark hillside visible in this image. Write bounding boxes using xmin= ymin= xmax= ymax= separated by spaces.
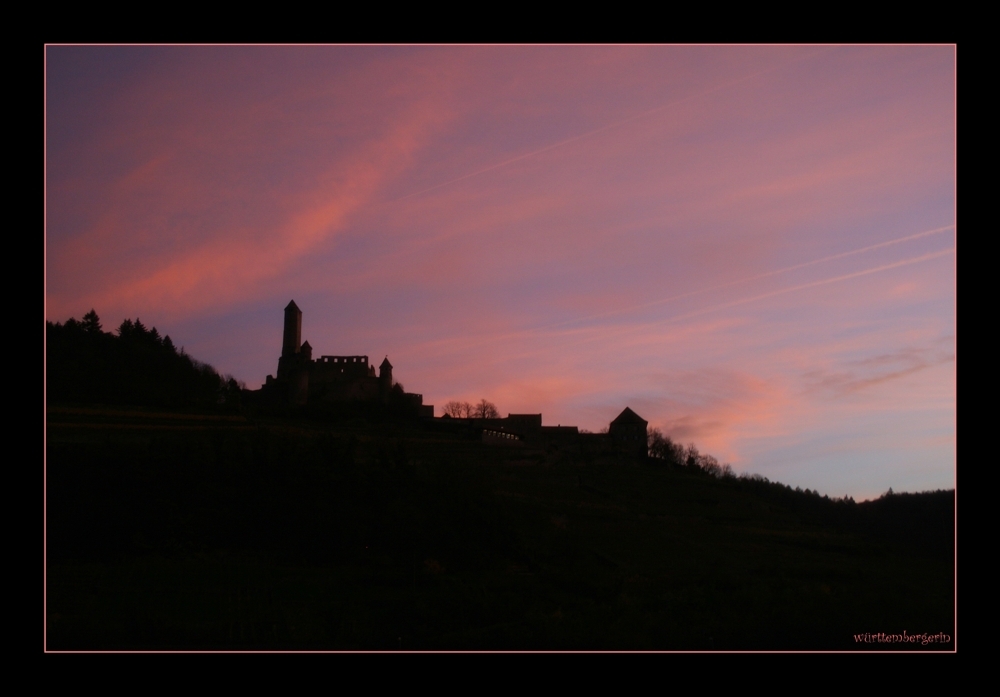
xmin=46 ymin=407 xmax=954 ymax=650
xmin=46 ymin=311 xmax=242 ymax=410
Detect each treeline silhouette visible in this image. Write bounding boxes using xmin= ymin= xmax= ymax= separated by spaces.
xmin=647 ymin=428 xmax=953 ymax=556
xmin=47 ymin=310 xmax=244 ymax=410
xmin=443 ymin=399 xmax=500 ymax=419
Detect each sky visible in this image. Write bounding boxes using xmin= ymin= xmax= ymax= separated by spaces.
xmin=45 ymin=45 xmax=955 ymax=499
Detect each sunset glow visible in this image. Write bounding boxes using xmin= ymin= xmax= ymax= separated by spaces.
xmin=45 ymin=45 xmax=955 ymax=499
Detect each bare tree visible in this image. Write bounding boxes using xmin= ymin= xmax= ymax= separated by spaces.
xmin=647 ymin=429 xmax=735 ymax=478
xmin=444 ymin=400 xmax=476 ymax=418
xmin=473 ymin=399 xmax=499 ymax=419
xmin=647 ymin=428 xmax=684 ymax=464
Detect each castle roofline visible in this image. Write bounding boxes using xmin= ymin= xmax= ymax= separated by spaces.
xmin=285 ymin=300 xmax=300 ymax=312
xmin=380 ymin=356 xmax=393 ymax=369
xmin=611 ymin=407 xmax=647 ymax=426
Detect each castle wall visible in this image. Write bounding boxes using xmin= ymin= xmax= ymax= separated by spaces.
xmin=312 ymin=355 xmax=372 ymax=380
xmin=309 ymin=374 xmax=381 ymax=402
xmin=482 ymin=428 xmax=525 ymax=446
xmin=507 ymin=414 xmax=542 ymax=431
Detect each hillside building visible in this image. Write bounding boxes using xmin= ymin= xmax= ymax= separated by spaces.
xmin=258 ymin=300 xmax=648 ymax=458
xmin=260 ymin=300 xmax=431 ymax=415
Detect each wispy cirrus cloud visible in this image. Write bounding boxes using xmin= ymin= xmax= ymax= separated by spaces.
xmin=803 ymin=343 xmax=956 ymax=397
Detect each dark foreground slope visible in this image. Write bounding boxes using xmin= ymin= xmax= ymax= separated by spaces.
xmin=46 ymin=408 xmax=953 ymax=650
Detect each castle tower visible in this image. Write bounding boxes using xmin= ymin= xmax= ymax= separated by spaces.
xmin=609 ymin=407 xmax=649 ymax=458
xmin=379 ymin=356 xmax=393 ymax=395
xmin=282 ymin=300 xmax=302 ymax=358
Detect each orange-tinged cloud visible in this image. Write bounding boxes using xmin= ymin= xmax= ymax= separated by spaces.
xmin=49 ymin=95 xmax=455 ymax=321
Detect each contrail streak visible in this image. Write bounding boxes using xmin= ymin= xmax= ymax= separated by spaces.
xmin=632 ymin=247 xmax=955 ymax=328
xmin=410 ymin=246 xmax=954 ymax=357
xmin=550 ymin=224 xmax=955 ymax=330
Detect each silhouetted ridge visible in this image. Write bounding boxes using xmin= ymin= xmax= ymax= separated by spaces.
xmin=647 ymin=428 xmax=952 ymax=555
xmin=46 ymin=310 xmax=243 ymax=409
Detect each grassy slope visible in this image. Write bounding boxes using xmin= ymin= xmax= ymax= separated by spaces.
xmin=46 ymin=407 xmax=954 ymax=650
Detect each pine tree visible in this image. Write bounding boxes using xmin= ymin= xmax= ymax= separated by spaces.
xmin=82 ymin=309 xmax=102 ymax=334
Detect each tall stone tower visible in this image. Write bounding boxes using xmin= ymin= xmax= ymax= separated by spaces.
xmin=379 ymin=356 xmax=393 ymax=396
xmin=277 ymin=300 xmax=305 ymax=382
xmin=282 ymin=300 xmax=302 ymax=358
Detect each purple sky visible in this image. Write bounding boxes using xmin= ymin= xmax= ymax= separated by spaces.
xmin=45 ymin=45 xmax=955 ymax=499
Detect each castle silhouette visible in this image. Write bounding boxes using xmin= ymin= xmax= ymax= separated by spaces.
xmin=260 ymin=300 xmax=432 ymax=416
xmin=258 ymin=301 xmax=648 ymax=456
